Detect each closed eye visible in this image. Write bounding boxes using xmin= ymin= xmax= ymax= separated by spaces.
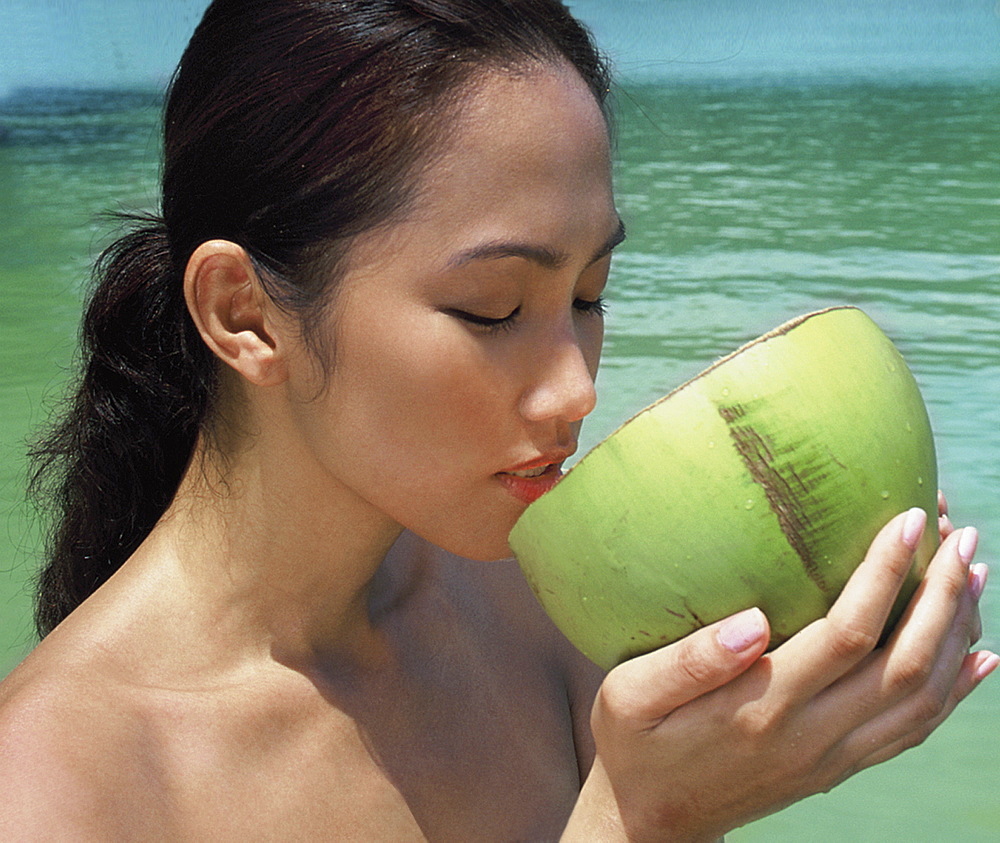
xmin=574 ymin=296 xmax=607 ymax=317
xmin=448 ymin=306 xmax=520 ymax=332
xmin=573 ymin=296 xmax=608 ymax=316
xmin=448 ymin=297 xmax=604 ymax=333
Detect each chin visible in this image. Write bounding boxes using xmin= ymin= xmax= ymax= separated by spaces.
xmin=417 ymin=524 xmax=517 ymax=564
xmin=442 ymin=535 xmax=516 ymax=563
xmin=462 ymin=545 xmax=516 ymax=563
xmin=396 ymin=497 xmax=524 ymax=563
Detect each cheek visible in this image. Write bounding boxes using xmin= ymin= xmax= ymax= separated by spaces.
xmin=330 ymin=314 xmax=508 ymax=465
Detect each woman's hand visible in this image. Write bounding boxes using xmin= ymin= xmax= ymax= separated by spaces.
xmin=939 ymin=488 xmax=957 ymax=541
xmin=564 ymin=506 xmax=996 ymax=842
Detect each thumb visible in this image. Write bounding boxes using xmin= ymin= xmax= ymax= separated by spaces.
xmin=596 ymin=608 xmax=770 ymax=728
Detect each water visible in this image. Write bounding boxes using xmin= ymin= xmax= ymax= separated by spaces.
xmin=1 ymin=78 xmax=997 ymax=838
xmin=586 ymin=82 xmax=1000 ymax=840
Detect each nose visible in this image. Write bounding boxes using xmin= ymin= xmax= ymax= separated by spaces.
xmin=518 ymin=328 xmax=598 ymax=427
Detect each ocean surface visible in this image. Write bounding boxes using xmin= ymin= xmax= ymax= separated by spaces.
xmin=1 ymin=73 xmax=997 ymax=840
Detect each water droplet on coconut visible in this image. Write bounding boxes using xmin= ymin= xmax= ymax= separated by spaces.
xmin=917 ymin=476 xmax=924 ymax=486
xmin=905 ymin=422 xmax=912 ymax=432
xmin=708 ymin=440 xmax=716 ymax=449
xmin=721 ymin=387 xmax=730 ymax=397
xmin=744 ymin=499 xmax=755 ymax=510
xmin=880 ymin=490 xmax=891 ymax=499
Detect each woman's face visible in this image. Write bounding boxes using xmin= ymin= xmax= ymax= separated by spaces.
xmin=286 ymin=63 xmax=621 ymax=560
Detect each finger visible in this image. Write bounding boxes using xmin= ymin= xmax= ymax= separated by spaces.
xmin=968 ymin=604 xmax=983 ymax=649
xmin=968 ymin=563 xmax=987 ymax=645
xmin=846 ymin=649 xmax=999 ymax=774
xmin=594 ymin=608 xmax=770 ymax=729
xmin=767 ymin=508 xmax=927 ymax=700
xmin=881 ymin=526 xmax=974 ymax=660
xmin=813 ymin=534 xmax=978 ymax=740
xmin=938 ymin=490 xmax=956 ymax=540
xmin=849 ymin=528 xmax=976 ymax=722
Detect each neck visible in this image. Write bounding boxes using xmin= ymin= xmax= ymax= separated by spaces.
xmin=133 ymin=427 xmax=413 ymax=671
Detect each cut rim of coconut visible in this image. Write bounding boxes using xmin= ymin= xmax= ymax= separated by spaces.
xmin=559 ymin=305 xmax=859 ymax=485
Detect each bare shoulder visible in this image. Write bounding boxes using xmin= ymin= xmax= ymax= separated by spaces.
xmin=0 ymin=636 xmax=168 ymax=836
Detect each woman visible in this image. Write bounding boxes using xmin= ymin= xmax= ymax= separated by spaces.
xmin=0 ymin=0 xmax=993 ymax=838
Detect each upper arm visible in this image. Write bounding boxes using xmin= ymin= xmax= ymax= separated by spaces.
xmin=470 ymin=551 xmax=608 ymax=782
xmin=0 ymin=682 xmax=168 ymax=839
xmin=0 ymin=704 xmax=106 ymax=836
xmin=559 ymin=641 xmax=605 ymax=784
xmin=421 ymin=540 xmax=609 ymax=785
xmin=492 ymin=555 xmax=606 ymax=782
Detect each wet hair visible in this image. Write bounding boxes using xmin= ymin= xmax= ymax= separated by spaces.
xmin=28 ymin=0 xmax=611 ymax=637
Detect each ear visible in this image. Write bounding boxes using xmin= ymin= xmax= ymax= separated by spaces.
xmin=183 ymin=240 xmax=288 ymax=386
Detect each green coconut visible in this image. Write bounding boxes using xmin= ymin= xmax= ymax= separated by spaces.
xmin=509 ymin=306 xmax=938 ymax=670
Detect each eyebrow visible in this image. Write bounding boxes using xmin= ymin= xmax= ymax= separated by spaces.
xmin=447 ymin=217 xmax=627 ymax=270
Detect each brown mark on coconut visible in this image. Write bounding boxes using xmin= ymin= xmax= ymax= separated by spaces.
xmin=662 ymin=605 xmax=687 ymax=621
xmin=718 ymin=403 xmax=829 ymax=592
xmin=683 ymin=600 xmax=707 ymax=627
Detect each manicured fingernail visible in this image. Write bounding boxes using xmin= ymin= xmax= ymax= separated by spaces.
xmin=937 ymin=489 xmax=948 ymax=515
xmin=975 ymin=652 xmax=1000 ymax=682
xmin=718 ymin=607 xmax=767 ymax=653
xmin=901 ymin=507 xmax=927 ymax=550
xmin=958 ymin=527 xmax=979 ymax=566
xmin=969 ymin=563 xmax=988 ymax=600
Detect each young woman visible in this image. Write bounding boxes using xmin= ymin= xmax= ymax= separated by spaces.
xmin=0 ymin=1 xmax=993 ymax=838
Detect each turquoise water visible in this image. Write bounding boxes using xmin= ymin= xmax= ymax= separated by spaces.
xmin=1 ymin=79 xmax=997 ymax=838
xmin=590 ymin=82 xmax=1000 ymax=840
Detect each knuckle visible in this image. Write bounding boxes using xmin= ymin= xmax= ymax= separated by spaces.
xmin=910 ymin=686 xmax=949 ymax=725
xmin=889 ymin=653 xmax=934 ymax=696
xmin=674 ymin=643 xmax=721 ymax=688
xmin=594 ymin=672 xmax=641 ymax=724
xmin=940 ymin=567 xmax=968 ymax=603
xmin=730 ymin=702 xmax=779 ymax=743
xmin=901 ymin=724 xmax=933 ymax=753
xmin=827 ymin=618 xmax=880 ymax=662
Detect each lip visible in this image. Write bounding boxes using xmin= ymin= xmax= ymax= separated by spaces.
xmin=496 ymin=449 xmax=574 ymax=505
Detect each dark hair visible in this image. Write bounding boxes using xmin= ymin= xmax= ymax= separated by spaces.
xmin=29 ymin=0 xmax=611 ymax=637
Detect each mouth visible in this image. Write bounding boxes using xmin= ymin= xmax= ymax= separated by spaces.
xmin=503 ymin=465 xmax=550 ymax=479
xmin=496 ymin=453 xmax=571 ymax=504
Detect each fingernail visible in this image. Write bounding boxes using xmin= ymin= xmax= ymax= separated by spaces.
xmin=969 ymin=563 xmax=988 ymax=600
xmin=717 ymin=608 xmax=767 ymax=653
xmin=975 ymin=652 xmax=1000 ymax=682
xmin=958 ymin=527 xmax=979 ymax=566
xmin=901 ymin=507 xmax=927 ymax=550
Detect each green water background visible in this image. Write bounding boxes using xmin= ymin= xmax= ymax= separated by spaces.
xmin=1 ymin=77 xmax=997 ymax=838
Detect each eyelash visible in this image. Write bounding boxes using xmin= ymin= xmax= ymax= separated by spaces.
xmin=575 ymin=296 xmax=608 ymax=318
xmin=451 ymin=297 xmax=607 ymax=333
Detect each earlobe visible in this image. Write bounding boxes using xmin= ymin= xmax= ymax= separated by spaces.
xmin=183 ymin=240 xmax=288 ymax=386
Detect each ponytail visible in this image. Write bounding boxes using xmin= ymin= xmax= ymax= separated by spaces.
xmin=29 ymin=216 xmax=216 ymax=637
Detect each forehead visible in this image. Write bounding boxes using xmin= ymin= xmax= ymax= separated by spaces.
xmin=339 ymin=63 xmax=616 ymax=280
xmin=424 ymin=62 xmax=612 ymax=205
